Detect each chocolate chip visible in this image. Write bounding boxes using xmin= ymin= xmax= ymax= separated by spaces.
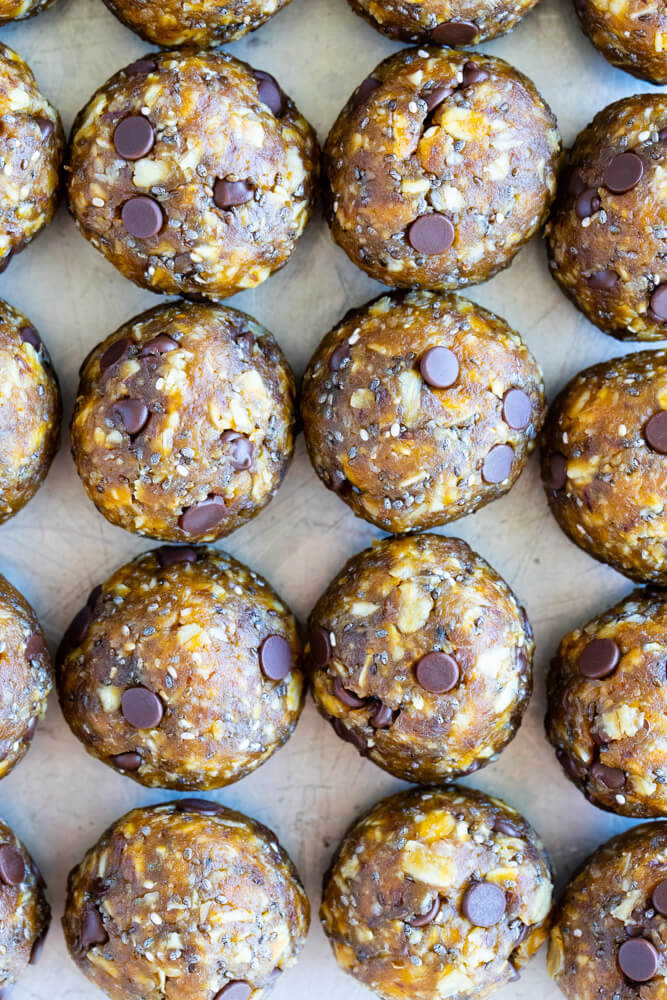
xmin=214 ymin=983 xmax=252 ymax=1000
xmin=35 ymin=116 xmax=54 ymax=140
xmin=30 ymin=928 xmax=47 ymax=965
xmin=461 ymin=61 xmax=488 ymax=86
xmin=330 ymin=343 xmax=350 ymax=371
xmin=332 ymin=717 xmax=368 ymax=753
xmin=482 ymin=444 xmax=514 ymax=484
xmin=604 ymin=152 xmax=643 ymax=194
xmin=141 ymin=334 xmax=178 ymax=355
xmin=410 ymin=895 xmax=441 ymax=927
xmin=420 ymin=346 xmax=459 ymax=388
xmin=370 ymin=702 xmax=394 ymax=728
xmin=652 ymin=879 xmax=667 ymax=915
xmin=121 ymin=687 xmax=164 ymax=729
xmin=214 ymin=179 xmax=253 ymax=209
xmin=121 ymin=196 xmax=163 ymax=238
xmin=462 ymin=882 xmax=506 ymax=926
xmin=645 ymin=411 xmax=667 ymax=453
xmin=100 ymin=337 xmax=130 ymax=373
xmin=19 ymin=325 xmax=41 ymax=350
xmin=113 ymin=398 xmax=149 ymax=436
xmin=156 ymin=545 xmax=197 ymax=568
xmin=586 ymin=268 xmax=619 ymax=291
xmin=0 ymin=251 xmax=13 ymax=274
xmin=254 ymin=70 xmax=283 ymax=116
xmin=494 ymin=817 xmax=520 ymax=837
xmin=333 ymin=677 xmax=367 ymax=708
xmin=179 ymin=496 xmax=226 ymax=535
xmin=576 ymin=188 xmax=601 ymax=219
xmin=113 ymin=115 xmax=154 ymax=160
xmin=125 ymin=57 xmax=157 ymax=76
xmin=650 ymin=285 xmax=667 ymax=321
xmin=221 ymin=430 xmax=253 ymax=470
xmin=432 ymin=19 xmax=477 ymax=44
xmin=65 ymin=604 xmax=93 ymax=648
xmin=568 ymin=169 xmax=586 ymax=197
xmin=80 ymin=904 xmax=108 ymax=951
xmin=578 ymin=637 xmax=620 ymax=678
xmin=108 ymin=751 xmax=142 ymax=772
xmin=502 ymin=389 xmax=531 ymax=430
xmin=259 ymin=635 xmax=293 ymax=681
xmin=618 ymin=938 xmax=658 ymax=982
xmin=351 ymin=76 xmax=381 ymax=109
xmin=0 ymin=845 xmax=24 ymax=886
xmin=557 ymin=748 xmax=580 ymax=781
xmin=416 ymin=652 xmax=460 ymax=693
xmin=591 ymin=762 xmax=625 ymax=789
xmin=176 ymin=798 xmax=223 ymax=815
xmin=548 ymin=452 xmax=567 ymax=490
xmin=408 ymin=214 xmax=455 ymax=254
xmin=422 ymin=84 xmax=452 ymax=113
xmin=25 ymin=632 xmax=47 ymax=661
xmin=309 ymin=626 xmax=331 ymax=668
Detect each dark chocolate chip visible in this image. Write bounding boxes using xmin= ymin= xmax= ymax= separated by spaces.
xmin=591 ymin=762 xmax=625 ymax=789
xmin=100 ymin=338 xmax=130 ymax=372
xmin=259 ymin=635 xmax=293 ymax=681
xmin=618 ymin=937 xmax=658 ymax=982
xmin=586 ymin=268 xmax=618 ymax=291
xmin=420 ymin=346 xmax=459 ymax=388
xmin=19 ymin=325 xmax=41 ymax=350
xmin=221 ymin=430 xmax=253 ymax=470
xmin=141 ymin=334 xmax=178 ymax=355
xmin=125 ymin=57 xmax=157 ymax=76
xmin=25 ymin=632 xmax=47 ymax=661
xmin=652 ymin=878 xmax=667 ymax=915
xmin=416 ymin=652 xmax=460 ymax=693
xmin=121 ymin=687 xmax=164 ymax=729
xmin=604 ymin=152 xmax=643 ymax=194
xmin=650 ymin=285 xmax=667 ymax=321
xmin=108 ymin=751 xmax=142 ymax=772
xmin=548 ymin=452 xmax=567 ymax=490
xmin=432 ymin=20 xmax=477 ymax=44
xmin=462 ymin=882 xmax=506 ymax=926
xmin=369 ymin=702 xmax=394 ymax=729
xmin=646 ymin=411 xmax=667 ymax=453
xmin=410 ymin=895 xmax=441 ymax=927
xmin=568 ymin=169 xmax=586 ymax=197
xmin=113 ymin=398 xmax=149 ymax=436
xmin=35 ymin=116 xmax=54 ymax=140
xmin=0 ymin=251 xmax=13 ymax=274
xmin=330 ymin=343 xmax=350 ymax=371
xmin=422 ymin=84 xmax=453 ymax=113
xmin=25 ymin=717 xmax=38 ymax=742
xmin=461 ymin=61 xmax=488 ymax=86
xmin=351 ymin=76 xmax=381 ymax=109
xmin=576 ymin=188 xmax=600 ymax=219
xmin=121 ymin=196 xmax=163 ymax=238
xmin=65 ymin=604 xmax=93 ymax=648
xmin=333 ymin=677 xmax=367 ymax=708
xmin=113 ymin=115 xmax=154 ymax=160
xmin=0 ymin=845 xmax=24 ymax=886
xmin=30 ymin=928 xmax=47 ymax=965
xmin=332 ymin=717 xmax=368 ymax=753
xmin=88 ymin=585 xmax=102 ymax=609
xmin=176 ymin=798 xmax=223 ymax=815
xmin=482 ymin=444 xmax=514 ymax=484
xmin=254 ymin=70 xmax=283 ymax=116
xmin=494 ymin=817 xmax=520 ymax=837
xmin=214 ymin=983 xmax=252 ymax=1000
xmin=502 ymin=389 xmax=531 ymax=430
xmin=179 ymin=496 xmax=226 ymax=535
xmin=407 ymin=214 xmax=455 ymax=254
xmin=214 ymin=179 xmax=253 ymax=209
xmin=80 ymin=904 xmax=108 ymax=951
xmin=557 ymin=748 xmax=580 ymax=781
xmin=156 ymin=545 xmax=198 ymax=567
xmin=578 ymin=637 xmax=620 ymax=679
xmin=309 ymin=626 xmax=331 ymax=668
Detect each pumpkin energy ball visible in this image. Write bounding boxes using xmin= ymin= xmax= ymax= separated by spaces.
xmin=71 ymin=300 xmax=295 ymax=543
xmin=0 ymin=0 xmax=57 ymax=21
xmin=541 ymin=350 xmax=667 ymax=583
xmin=57 ymin=546 xmax=304 ymax=790
xmin=0 ymin=574 xmax=52 ymax=780
xmin=321 ymin=785 xmax=553 ymax=1000
xmin=548 ymin=823 xmax=667 ymax=999
xmin=66 ymin=50 xmax=318 ymax=300
xmin=0 ymin=817 xmax=50 ymax=991
xmin=548 ymin=94 xmax=667 ymax=341
xmin=63 ymin=800 xmax=309 ymax=1000
xmin=346 ymin=0 xmax=538 ymax=45
xmin=301 ymin=290 xmax=545 ymax=532
xmin=547 ymin=588 xmax=667 ymax=818
xmin=306 ymin=533 xmax=533 ymax=782
xmin=573 ymin=0 xmax=667 ymax=84
xmin=323 ymin=47 xmax=560 ymax=291
xmin=0 ymin=299 xmax=61 ymax=524
xmin=0 ymin=45 xmax=63 ymax=272
xmin=102 ymin=0 xmax=292 ymax=49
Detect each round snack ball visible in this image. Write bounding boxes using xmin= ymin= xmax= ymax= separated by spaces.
xmin=0 ymin=0 xmax=57 ymax=20
xmin=547 ymin=823 xmax=667 ymax=998
xmin=541 ymin=350 xmax=667 ymax=583
xmin=0 ymin=45 xmax=63 ymax=272
xmin=301 ymin=290 xmax=545 ymax=532
xmin=323 ymin=48 xmax=560 ymax=291
xmin=0 ymin=817 xmax=50 ymax=991
xmin=547 ymin=588 xmax=667 ymax=819
xmin=71 ymin=301 xmax=295 ymax=542
xmin=306 ymin=534 xmax=533 ymax=782
xmin=66 ymin=51 xmax=318 ymax=300
xmin=101 ymin=0 xmax=291 ymax=47
xmin=63 ymin=800 xmax=309 ymax=1000
xmin=573 ymin=0 xmax=667 ymax=84
xmin=57 ymin=547 xmax=304 ymax=790
xmin=346 ymin=0 xmax=538 ymax=44
xmin=321 ymin=785 xmax=553 ymax=1000
xmin=547 ymin=95 xmax=667 ymax=341
xmin=0 ymin=300 xmax=61 ymax=523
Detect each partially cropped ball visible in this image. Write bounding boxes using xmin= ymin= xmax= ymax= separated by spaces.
xmin=306 ymin=534 xmax=533 ymax=782
xmin=324 ymin=47 xmax=560 ymax=291
xmin=63 ymin=800 xmax=309 ymax=1000
xmin=301 ymin=290 xmax=545 ymax=532
xmin=67 ymin=51 xmax=318 ymax=300
xmin=0 ymin=817 xmax=50 ymax=991
xmin=0 ymin=299 xmax=60 ymax=523
xmin=573 ymin=0 xmax=667 ymax=84
xmin=57 ymin=546 xmax=304 ymax=789
xmin=347 ymin=0 xmax=539 ymax=45
xmin=71 ymin=301 xmax=295 ymax=542
xmin=321 ymin=785 xmax=553 ymax=1000
xmin=102 ymin=0 xmax=291 ymax=48
xmin=0 ymin=0 xmax=58 ymax=20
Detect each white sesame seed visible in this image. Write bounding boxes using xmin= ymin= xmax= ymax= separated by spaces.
xmin=390 ymin=422 xmax=400 ymax=437
xmin=92 ymin=197 xmax=104 ymax=208
xmin=360 ymin=429 xmax=369 ymax=441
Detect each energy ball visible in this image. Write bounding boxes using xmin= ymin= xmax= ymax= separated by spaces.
xmin=57 ymin=546 xmax=304 ymax=790
xmin=547 ymin=588 xmax=667 ymax=819
xmin=548 ymin=823 xmax=667 ymax=999
xmin=305 ymin=534 xmax=533 ymax=783
xmin=102 ymin=0 xmax=291 ymax=48
xmin=541 ymin=350 xmax=667 ymax=583
xmin=301 ymin=290 xmax=545 ymax=532
xmin=0 ymin=0 xmax=57 ymax=20
xmin=0 ymin=574 xmax=52 ymax=780
xmin=0 ymin=45 xmax=63 ymax=272
xmin=323 ymin=47 xmax=560 ymax=291
xmin=63 ymin=800 xmax=309 ymax=1000
xmin=321 ymin=785 xmax=553 ymax=1000
xmin=548 ymin=95 xmax=667 ymax=341
xmin=71 ymin=300 xmax=295 ymax=543
xmin=573 ymin=0 xmax=667 ymax=84
xmin=0 ymin=299 xmax=61 ymax=524
xmin=346 ymin=0 xmax=538 ymax=45
xmin=66 ymin=51 xmax=318 ymax=300
xmin=0 ymin=817 xmax=50 ymax=992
